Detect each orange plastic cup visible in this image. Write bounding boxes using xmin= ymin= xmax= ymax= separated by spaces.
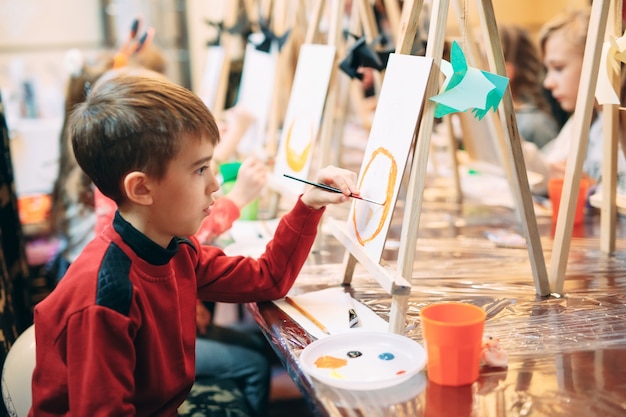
xmin=548 ymin=177 xmax=589 ymax=226
xmin=420 ymin=302 xmax=486 ymax=386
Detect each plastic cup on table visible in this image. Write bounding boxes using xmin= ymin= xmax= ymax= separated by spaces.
xmin=547 ymin=177 xmax=589 ymax=226
xmin=419 ymin=302 xmax=486 ymax=386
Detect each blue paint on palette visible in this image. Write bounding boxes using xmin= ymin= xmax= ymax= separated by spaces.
xmin=378 ymin=352 xmax=395 ymax=360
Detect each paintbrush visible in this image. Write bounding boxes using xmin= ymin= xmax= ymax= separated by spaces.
xmin=285 ymin=296 xmax=330 ymax=335
xmin=283 ymin=174 xmax=385 ymax=206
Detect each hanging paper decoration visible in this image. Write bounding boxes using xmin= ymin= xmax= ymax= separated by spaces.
xmin=248 ymin=18 xmax=290 ymax=53
xmin=430 ymin=41 xmax=509 ymax=120
xmin=204 ymin=19 xmax=246 ymax=46
xmin=338 ymin=33 xmax=392 ymax=79
xmin=596 ymin=30 xmax=626 ymax=106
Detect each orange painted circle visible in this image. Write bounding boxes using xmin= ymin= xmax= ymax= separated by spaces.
xmin=285 ymin=119 xmax=314 ymax=172
xmin=352 ymin=147 xmax=396 ymax=245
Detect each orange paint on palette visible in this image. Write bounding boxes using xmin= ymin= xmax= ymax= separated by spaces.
xmin=396 ymin=370 xmax=406 ymax=375
xmin=352 ymin=147 xmax=396 ymax=245
xmin=285 ymin=119 xmax=314 ymax=172
xmin=314 ymin=355 xmax=348 ymax=369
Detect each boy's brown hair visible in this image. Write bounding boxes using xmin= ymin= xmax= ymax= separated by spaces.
xmin=69 ymin=69 xmax=220 ymax=204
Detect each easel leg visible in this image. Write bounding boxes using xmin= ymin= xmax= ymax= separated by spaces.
xmin=341 ymin=252 xmax=357 ymax=286
xmin=476 ymin=0 xmax=550 ymax=296
xmin=599 ymin=0 xmax=622 ymax=254
xmin=549 ymin=0 xmax=611 ymax=294
xmin=389 ymin=294 xmax=410 ymax=334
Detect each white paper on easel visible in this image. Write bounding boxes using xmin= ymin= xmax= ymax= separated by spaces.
xmin=346 ymin=54 xmax=433 ymax=261
xmin=595 ymin=33 xmax=626 ymax=105
xmin=235 ymin=40 xmax=279 ymax=156
xmin=197 ymin=45 xmax=225 ymax=110
xmin=273 ymin=287 xmax=389 ymax=340
xmin=272 ymin=44 xmax=336 ymax=196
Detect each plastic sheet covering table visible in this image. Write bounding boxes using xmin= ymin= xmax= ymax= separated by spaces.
xmin=247 ymin=196 xmax=626 ymax=417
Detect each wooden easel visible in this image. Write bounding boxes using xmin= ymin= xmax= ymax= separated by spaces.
xmin=205 ymin=0 xmax=240 ymax=120
xmin=206 ymin=0 xmax=292 ymax=121
xmin=399 ymin=0 xmax=550 ymax=297
xmin=442 ymin=0 xmax=519 ymax=204
xmin=550 ymin=0 xmax=623 ymax=293
xmin=262 ymin=0 xmax=346 ymax=221
xmin=264 ymin=0 xmax=383 ymax=197
xmin=315 ymin=0 xmax=386 ymax=172
xmin=598 ymin=0 xmax=623 ymax=255
xmin=332 ymin=0 xmax=551 ymax=335
xmin=262 ymin=0 xmax=304 ymax=158
xmin=330 ymin=1 xmax=435 ymax=335
xmin=300 ymin=0 xmax=346 ymax=175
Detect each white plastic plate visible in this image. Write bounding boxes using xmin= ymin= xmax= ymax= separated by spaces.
xmin=299 ymin=331 xmax=426 ymax=390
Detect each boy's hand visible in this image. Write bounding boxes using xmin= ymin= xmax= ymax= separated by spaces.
xmin=113 ymin=17 xmax=155 ymax=68
xmin=300 ymin=165 xmax=358 ymax=210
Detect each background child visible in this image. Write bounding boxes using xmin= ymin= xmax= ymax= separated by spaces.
xmin=538 ymin=8 xmax=626 ymax=196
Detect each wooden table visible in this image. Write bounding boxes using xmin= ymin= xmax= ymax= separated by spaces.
xmin=248 ymin=186 xmax=626 ymax=417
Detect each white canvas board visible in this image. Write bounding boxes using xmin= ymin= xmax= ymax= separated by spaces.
xmin=272 ymin=44 xmax=336 ymax=195
xmin=197 ymin=45 xmax=225 ymax=110
xmin=346 ymin=53 xmax=433 ymax=261
xmin=235 ymin=39 xmax=279 ymax=156
xmin=273 ymin=287 xmax=388 ymax=339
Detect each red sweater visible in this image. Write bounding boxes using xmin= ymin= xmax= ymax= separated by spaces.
xmin=30 ymin=198 xmax=323 ymax=416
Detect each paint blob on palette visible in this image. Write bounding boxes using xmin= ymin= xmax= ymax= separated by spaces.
xmin=300 ymin=332 xmax=426 ymax=390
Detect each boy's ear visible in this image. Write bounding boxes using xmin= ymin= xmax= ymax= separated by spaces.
xmin=123 ymin=171 xmax=154 ymax=205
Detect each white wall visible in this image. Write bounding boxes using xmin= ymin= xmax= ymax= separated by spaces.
xmin=0 ymin=0 xmax=103 ymax=48
xmin=0 ymin=0 xmax=104 ymax=123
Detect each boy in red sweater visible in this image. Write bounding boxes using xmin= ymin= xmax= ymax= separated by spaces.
xmin=29 ymin=69 xmax=358 ymax=416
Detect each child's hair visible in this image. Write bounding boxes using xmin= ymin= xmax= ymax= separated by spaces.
xmin=499 ymin=24 xmax=552 ymax=115
xmin=50 ymin=52 xmax=115 ymax=235
xmin=538 ymin=9 xmax=589 ymax=57
xmin=129 ymin=44 xmax=168 ymax=75
xmin=69 ymin=69 xmax=220 ymax=203
xmin=50 ymin=45 xmax=171 ymax=234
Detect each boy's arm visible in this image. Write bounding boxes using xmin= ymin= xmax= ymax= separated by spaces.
xmin=65 ymin=308 xmax=136 ymax=415
xmin=195 ymin=197 xmax=324 ymax=302
xmin=195 ymin=165 xmax=356 ymax=302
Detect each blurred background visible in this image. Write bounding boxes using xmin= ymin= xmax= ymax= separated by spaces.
xmin=0 ymin=0 xmax=590 ymax=123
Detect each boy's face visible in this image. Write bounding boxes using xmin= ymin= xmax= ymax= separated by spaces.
xmin=542 ymin=32 xmax=584 ymax=113
xmin=147 ymin=134 xmax=220 ymax=244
